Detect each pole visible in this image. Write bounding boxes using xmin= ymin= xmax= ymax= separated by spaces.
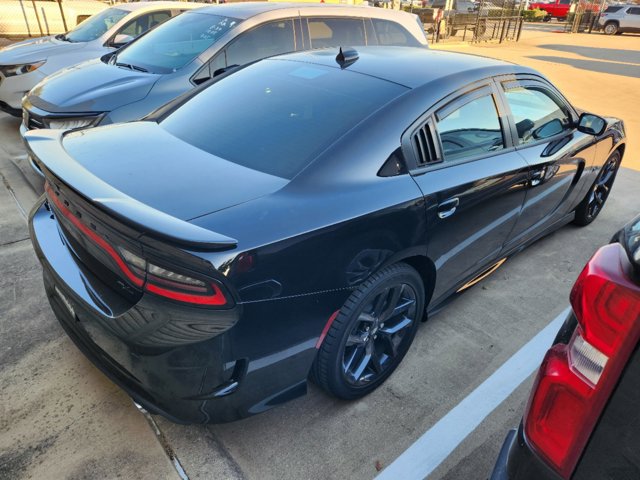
xmin=57 ymin=0 xmax=68 ymax=32
xmin=30 ymin=0 xmax=43 ymax=36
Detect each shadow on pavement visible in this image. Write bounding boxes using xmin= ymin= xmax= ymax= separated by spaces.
xmin=538 ymin=44 xmax=640 ymax=64
xmin=527 ymin=55 xmax=640 ymax=79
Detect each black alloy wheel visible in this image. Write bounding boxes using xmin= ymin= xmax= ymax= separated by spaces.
xmin=312 ymin=263 xmax=425 ymax=400
xmin=574 ymin=151 xmax=621 ymax=226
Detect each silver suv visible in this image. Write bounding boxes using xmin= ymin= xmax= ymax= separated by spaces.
xmin=598 ymin=4 xmax=640 ymax=35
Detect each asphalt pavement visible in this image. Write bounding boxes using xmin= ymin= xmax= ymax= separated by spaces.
xmin=1 ymin=28 xmax=639 ymax=480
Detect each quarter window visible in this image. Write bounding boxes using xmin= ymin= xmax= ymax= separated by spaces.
xmin=503 ymin=85 xmax=571 ymax=145
xmin=436 ymin=94 xmax=504 ymax=162
xmin=307 ymin=18 xmax=366 ymax=48
xmin=225 ymin=20 xmax=295 ymax=67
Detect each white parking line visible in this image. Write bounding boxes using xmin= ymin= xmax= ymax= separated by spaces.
xmin=376 ymin=307 xmax=571 ymax=480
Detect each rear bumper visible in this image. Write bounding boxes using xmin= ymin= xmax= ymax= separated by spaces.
xmin=29 ymin=198 xmax=333 ymax=423
xmin=490 ymin=424 xmax=563 ymax=480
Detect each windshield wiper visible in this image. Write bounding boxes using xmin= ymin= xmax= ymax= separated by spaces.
xmin=56 ymin=33 xmax=73 ymax=42
xmin=115 ymin=62 xmax=149 ymax=73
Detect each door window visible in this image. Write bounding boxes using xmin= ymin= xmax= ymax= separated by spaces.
xmin=627 ymin=7 xmax=640 ymax=14
xmin=225 ymin=20 xmax=295 ymax=67
xmin=307 ymin=18 xmax=366 ymax=48
xmin=503 ymin=84 xmax=571 ymax=145
xmin=372 ymin=19 xmax=421 ymax=46
xmin=118 ymin=11 xmax=171 ymax=38
xmin=435 ymin=94 xmax=505 ymax=162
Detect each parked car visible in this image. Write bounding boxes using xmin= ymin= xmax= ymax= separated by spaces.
xmin=0 ymin=0 xmax=107 ymax=39
xmin=598 ymin=4 xmax=640 ymax=35
xmin=528 ymin=0 xmax=599 ymax=22
xmin=0 ymin=2 xmax=199 ymax=116
xmin=21 ymin=2 xmax=427 ymax=135
xmin=491 ymin=214 xmax=640 ymax=479
xmin=26 ymin=46 xmax=625 ymax=423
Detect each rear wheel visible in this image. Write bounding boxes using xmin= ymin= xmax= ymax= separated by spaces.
xmin=574 ymin=151 xmax=620 ymax=226
xmin=603 ymin=22 xmax=619 ymax=35
xmin=312 ymin=263 xmax=425 ymax=400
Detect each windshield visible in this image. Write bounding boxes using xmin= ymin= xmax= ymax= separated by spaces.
xmin=64 ymin=8 xmax=129 ymax=42
xmin=162 ymin=59 xmax=407 ymax=179
xmin=115 ymin=12 xmax=241 ymax=74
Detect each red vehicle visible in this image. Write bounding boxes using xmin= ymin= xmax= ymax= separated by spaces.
xmin=529 ymin=0 xmax=599 ymax=22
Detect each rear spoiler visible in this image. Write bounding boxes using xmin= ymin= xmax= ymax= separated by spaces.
xmin=25 ymin=129 xmax=238 ymax=251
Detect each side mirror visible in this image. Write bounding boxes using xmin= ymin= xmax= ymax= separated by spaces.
xmin=532 ymin=118 xmax=564 ymax=140
xmin=111 ymin=34 xmax=134 ymax=48
xmin=577 ymin=113 xmax=607 ymax=136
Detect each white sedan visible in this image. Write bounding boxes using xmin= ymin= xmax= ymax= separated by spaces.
xmin=0 ymin=2 xmax=201 ymax=116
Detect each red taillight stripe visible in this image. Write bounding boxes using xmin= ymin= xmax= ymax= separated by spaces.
xmin=45 ymin=183 xmax=144 ymax=287
xmin=145 ymin=282 xmax=227 ymax=306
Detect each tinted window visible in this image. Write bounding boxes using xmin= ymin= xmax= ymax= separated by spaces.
xmin=115 ymin=12 xmax=241 ymax=73
xmin=628 ymin=7 xmax=640 ymax=15
xmin=225 ymin=20 xmax=295 ymax=67
xmin=436 ymin=95 xmax=504 ymax=162
xmin=65 ymin=7 xmax=128 ymax=42
xmin=308 ymin=18 xmax=366 ymax=48
xmin=372 ymin=19 xmax=420 ymax=46
xmin=559 ymin=0 xmax=570 ymax=5
xmin=162 ymin=60 xmax=407 ymax=179
xmin=118 ymin=11 xmax=171 ymax=38
xmin=603 ymin=6 xmax=623 ymax=12
xmin=503 ymin=85 xmax=571 ymax=145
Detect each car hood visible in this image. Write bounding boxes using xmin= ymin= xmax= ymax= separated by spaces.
xmin=27 ymin=59 xmax=159 ymax=113
xmin=0 ymin=36 xmax=86 ymax=65
xmin=51 ymin=122 xmax=289 ymax=221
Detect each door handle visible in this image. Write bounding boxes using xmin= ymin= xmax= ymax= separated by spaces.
xmin=437 ymin=197 xmax=459 ymax=219
xmin=530 ymin=166 xmax=547 ymax=187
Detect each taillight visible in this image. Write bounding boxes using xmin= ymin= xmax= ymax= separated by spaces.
xmin=524 ymin=243 xmax=640 ymax=478
xmin=119 ymin=248 xmax=227 ymax=306
xmin=45 ymin=183 xmax=228 ymax=307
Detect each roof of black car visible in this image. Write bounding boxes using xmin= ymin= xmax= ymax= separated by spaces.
xmin=272 ymin=46 xmax=534 ymax=89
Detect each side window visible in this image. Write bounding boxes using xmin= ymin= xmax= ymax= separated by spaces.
xmin=628 ymin=7 xmax=640 ymax=15
xmin=503 ymin=84 xmax=571 ymax=145
xmin=118 ymin=11 xmax=171 ymax=38
xmin=559 ymin=0 xmax=571 ymax=5
xmin=307 ymin=18 xmax=366 ymax=48
xmin=435 ymin=94 xmax=505 ymax=162
xmin=372 ymin=19 xmax=420 ymax=46
xmin=225 ymin=20 xmax=295 ymax=67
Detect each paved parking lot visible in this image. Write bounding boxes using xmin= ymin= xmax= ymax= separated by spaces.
xmin=1 ymin=28 xmax=639 ymax=480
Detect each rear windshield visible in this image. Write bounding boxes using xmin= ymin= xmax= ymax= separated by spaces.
xmin=161 ymin=59 xmax=407 ymax=179
xmin=115 ymin=12 xmax=241 ymax=73
xmin=603 ymin=6 xmax=623 ymax=12
xmin=65 ymin=7 xmax=129 ymax=42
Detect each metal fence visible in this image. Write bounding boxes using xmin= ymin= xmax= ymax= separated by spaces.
xmin=405 ymin=0 xmax=526 ymax=43
xmin=0 ymin=0 xmax=100 ymax=39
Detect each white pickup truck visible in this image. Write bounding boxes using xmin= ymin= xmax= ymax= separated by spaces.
xmin=0 ymin=0 xmax=108 ymax=39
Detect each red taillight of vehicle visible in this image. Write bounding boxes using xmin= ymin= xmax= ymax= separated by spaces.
xmin=524 ymin=243 xmax=640 ymax=478
xmin=45 ymin=183 xmax=144 ymax=287
xmin=46 ymin=183 xmax=228 ymax=307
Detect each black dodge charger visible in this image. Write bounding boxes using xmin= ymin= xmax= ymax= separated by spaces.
xmin=26 ymin=47 xmax=626 ymax=423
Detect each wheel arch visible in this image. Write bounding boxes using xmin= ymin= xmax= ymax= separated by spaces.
xmin=388 ymin=254 xmax=436 ymax=320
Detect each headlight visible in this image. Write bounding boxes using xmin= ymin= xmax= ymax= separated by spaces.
xmin=0 ymin=61 xmax=46 ymax=77
xmin=45 ymin=116 xmax=102 ymax=131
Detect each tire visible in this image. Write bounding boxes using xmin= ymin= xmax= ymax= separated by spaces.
xmin=603 ymin=22 xmax=619 ymax=35
xmin=543 ymin=15 xmax=551 ymax=22
xmin=573 ymin=151 xmax=621 ymax=226
xmin=312 ymin=263 xmax=425 ymax=400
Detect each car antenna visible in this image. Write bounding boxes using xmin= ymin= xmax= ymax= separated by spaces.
xmin=336 ymin=47 xmax=359 ymax=69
